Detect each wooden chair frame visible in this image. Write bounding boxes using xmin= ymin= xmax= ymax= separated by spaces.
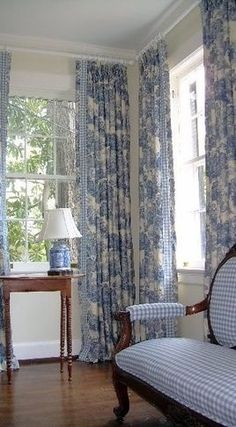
xmin=112 ymin=245 xmax=236 ymax=426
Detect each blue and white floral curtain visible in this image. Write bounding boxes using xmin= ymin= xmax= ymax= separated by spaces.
xmin=0 ymin=51 xmax=18 ymax=371
xmin=139 ymin=39 xmax=176 ymax=339
xmin=201 ymin=0 xmax=236 ymax=290
xmin=75 ymin=60 xmax=135 ymax=362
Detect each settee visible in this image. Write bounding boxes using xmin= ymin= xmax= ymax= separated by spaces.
xmin=112 ymin=245 xmax=236 ymax=427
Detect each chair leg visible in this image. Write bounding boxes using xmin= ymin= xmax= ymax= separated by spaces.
xmin=112 ymin=368 xmax=130 ymax=421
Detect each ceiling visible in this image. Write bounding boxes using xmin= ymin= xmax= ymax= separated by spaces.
xmin=0 ymin=0 xmax=198 ymax=58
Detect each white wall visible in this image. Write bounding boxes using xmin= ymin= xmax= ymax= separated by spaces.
xmin=177 ymin=271 xmax=204 ymax=340
xmin=167 ymin=5 xmax=202 ymax=69
xmin=11 ymin=280 xmax=82 ymax=359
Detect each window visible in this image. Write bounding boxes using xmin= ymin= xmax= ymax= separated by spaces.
xmin=6 ymin=97 xmax=77 ymax=263
xmin=171 ymin=50 xmax=206 ymax=269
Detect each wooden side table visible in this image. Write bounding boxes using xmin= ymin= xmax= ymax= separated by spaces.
xmin=0 ymin=273 xmax=84 ymax=384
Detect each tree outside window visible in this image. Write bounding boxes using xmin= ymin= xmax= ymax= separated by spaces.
xmin=7 ymin=97 xmax=77 ymax=263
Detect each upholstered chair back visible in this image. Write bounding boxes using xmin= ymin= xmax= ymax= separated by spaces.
xmin=208 ymin=255 xmax=236 ymax=348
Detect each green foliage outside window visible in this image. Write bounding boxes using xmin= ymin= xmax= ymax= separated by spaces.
xmin=6 ymin=96 xmax=76 ymax=263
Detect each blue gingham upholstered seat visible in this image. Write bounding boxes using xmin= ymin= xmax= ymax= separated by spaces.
xmin=113 ymin=245 xmax=236 ymax=427
xmin=116 ymin=338 xmax=236 ymax=427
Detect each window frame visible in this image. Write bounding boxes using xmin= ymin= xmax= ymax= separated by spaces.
xmin=6 ymin=95 xmax=77 ymax=267
xmin=170 ymin=47 xmax=206 ymax=271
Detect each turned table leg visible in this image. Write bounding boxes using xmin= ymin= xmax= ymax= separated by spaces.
xmin=60 ymin=291 xmax=66 ymax=373
xmin=66 ymin=295 xmax=72 ymax=381
xmin=3 ymin=288 xmax=12 ymax=385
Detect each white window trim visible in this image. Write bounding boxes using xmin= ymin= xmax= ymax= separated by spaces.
xmin=11 ymin=261 xmax=49 ymax=273
xmin=171 ymin=47 xmax=203 ymax=81
xmin=177 ymin=268 xmax=205 ymax=286
xmin=171 ymin=46 xmax=205 ymax=272
xmin=7 ymin=95 xmax=76 ymax=266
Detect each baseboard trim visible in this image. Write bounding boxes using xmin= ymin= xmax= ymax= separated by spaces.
xmin=13 ymin=339 xmax=81 ymax=360
xmin=20 ymin=355 xmax=79 ymax=364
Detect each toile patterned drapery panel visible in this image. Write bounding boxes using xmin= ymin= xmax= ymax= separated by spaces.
xmin=0 ymin=51 xmax=19 ymax=371
xmin=201 ymin=0 xmax=236 ymax=293
xmin=139 ymin=39 xmax=177 ymax=339
xmin=75 ymin=60 xmax=135 ymax=362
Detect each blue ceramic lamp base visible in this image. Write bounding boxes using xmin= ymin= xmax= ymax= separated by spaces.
xmin=48 ymin=241 xmax=72 ymax=275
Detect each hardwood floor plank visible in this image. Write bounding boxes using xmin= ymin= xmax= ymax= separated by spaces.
xmin=0 ymin=361 xmax=166 ymax=427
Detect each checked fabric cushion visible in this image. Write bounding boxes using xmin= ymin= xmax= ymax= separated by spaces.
xmin=115 ymin=338 xmax=236 ymax=427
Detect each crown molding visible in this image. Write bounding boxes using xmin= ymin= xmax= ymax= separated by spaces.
xmin=0 ymin=32 xmax=136 ymax=63
xmin=0 ymin=0 xmax=200 ymax=63
xmin=137 ymin=0 xmax=200 ymax=53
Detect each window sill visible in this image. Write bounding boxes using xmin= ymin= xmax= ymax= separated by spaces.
xmin=11 ymin=262 xmax=49 ymax=274
xmin=177 ymin=268 xmax=204 ymax=286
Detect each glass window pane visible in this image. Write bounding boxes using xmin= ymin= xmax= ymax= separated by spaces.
xmin=198 ymin=165 xmax=206 ymax=209
xmin=189 ymin=82 xmax=197 ymax=115
xmin=6 ymin=179 xmax=26 ymax=219
xmin=6 ymin=96 xmax=76 ymax=263
xmin=191 ymin=117 xmax=199 ymax=157
xmin=26 ymin=137 xmax=53 ymax=174
xmin=200 ymin=211 xmax=206 ymax=259
xmin=28 ymin=220 xmax=49 ymax=262
xmin=28 ymin=180 xmax=56 ymax=219
xmin=8 ymin=97 xmax=26 ymax=137
xmin=197 ymin=69 xmax=205 ymax=157
xmin=56 ymin=136 xmax=76 ymax=175
xmin=56 ymin=180 xmax=77 ymax=209
xmin=51 ymin=100 xmax=75 ymax=137
xmin=24 ymin=98 xmax=52 ymax=136
xmin=6 ymin=136 xmax=25 ymax=173
xmin=8 ymin=220 xmax=26 ymax=262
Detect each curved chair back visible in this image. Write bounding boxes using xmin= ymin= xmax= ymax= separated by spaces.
xmin=208 ymin=245 xmax=236 ymax=347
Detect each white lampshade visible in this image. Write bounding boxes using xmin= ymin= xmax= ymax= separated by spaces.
xmin=37 ymin=208 xmax=82 ymax=241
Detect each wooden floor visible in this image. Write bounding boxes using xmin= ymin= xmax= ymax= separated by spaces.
xmin=0 ymin=360 xmax=167 ymax=427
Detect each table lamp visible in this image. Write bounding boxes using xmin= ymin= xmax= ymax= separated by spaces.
xmin=37 ymin=208 xmax=82 ymax=275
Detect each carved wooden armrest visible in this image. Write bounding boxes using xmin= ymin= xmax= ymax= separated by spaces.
xmin=114 ymin=299 xmax=208 ymax=356
xmin=114 ymin=311 xmax=132 ymax=355
xmin=186 ymin=297 xmax=209 ymax=315
xmin=114 ymin=303 xmax=186 ymax=355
